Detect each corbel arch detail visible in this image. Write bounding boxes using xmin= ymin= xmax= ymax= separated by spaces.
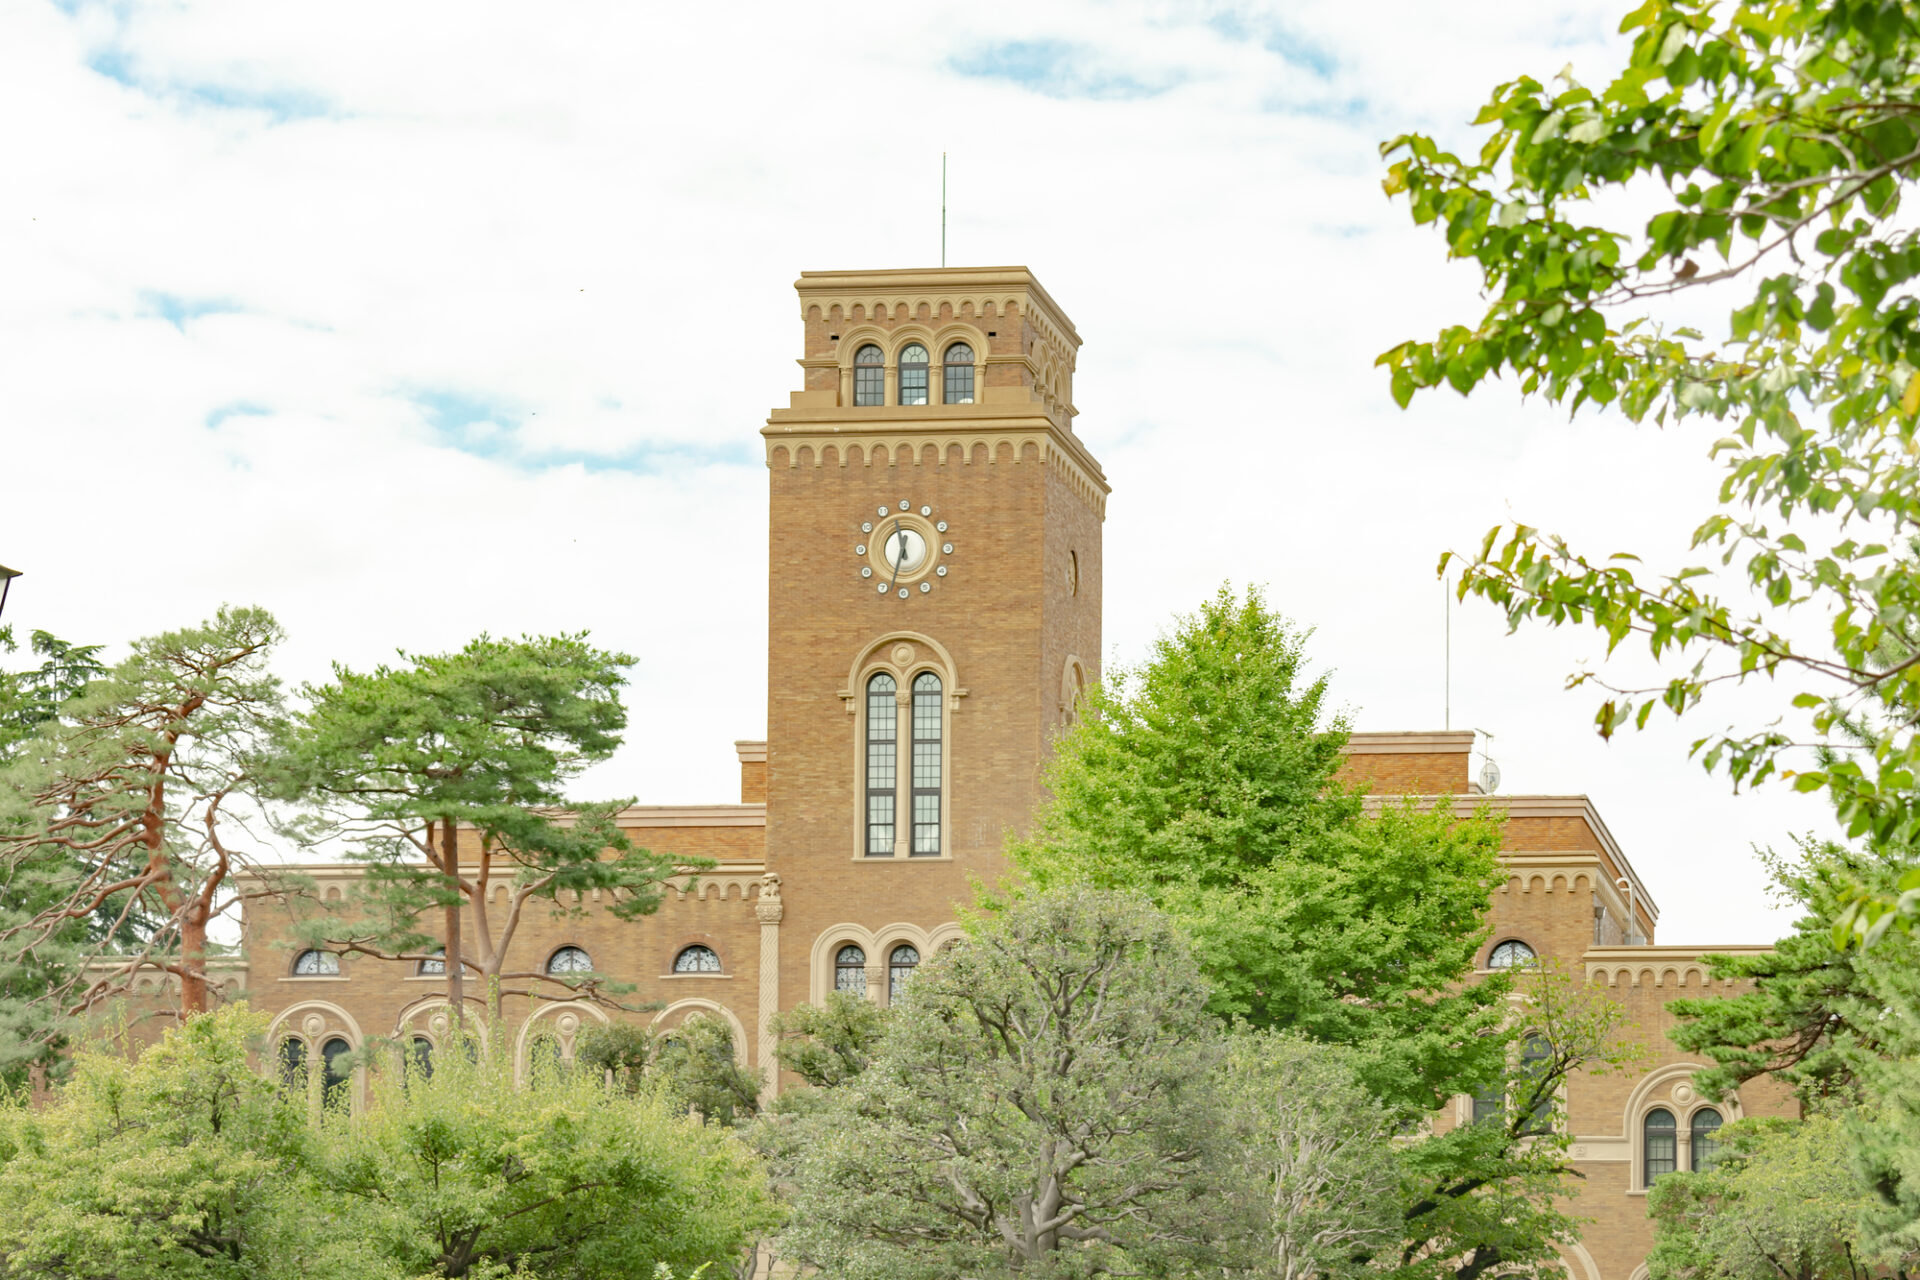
xmin=650 ymin=998 xmax=752 ymax=1069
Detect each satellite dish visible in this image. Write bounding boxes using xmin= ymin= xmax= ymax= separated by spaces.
xmin=1480 ymin=759 xmax=1502 ymax=794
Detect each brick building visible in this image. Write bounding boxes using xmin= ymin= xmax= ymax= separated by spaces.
xmin=234 ymin=266 xmax=1788 ymax=1280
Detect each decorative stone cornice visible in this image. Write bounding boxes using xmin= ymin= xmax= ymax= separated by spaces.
xmin=1345 ymin=730 xmax=1476 ymax=754
xmin=794 ymin=266 xmax=1081 ymax=349
xmin=1584 ymin=944 xmax=1772 ymax=989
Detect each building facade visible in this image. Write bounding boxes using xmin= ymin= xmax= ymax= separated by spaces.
xmin=232 ymin=266 xmax=1788 ymax=1280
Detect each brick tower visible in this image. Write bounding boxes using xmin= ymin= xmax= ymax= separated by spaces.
xmin=760 ymin=266 xmax=1106 ymax=1016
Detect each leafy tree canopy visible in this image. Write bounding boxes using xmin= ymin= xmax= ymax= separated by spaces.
xmin=1010 ymin=584 xmax=1510 ymax=1111
xmin=1380 ymin=0 xmax=1920 ymax=940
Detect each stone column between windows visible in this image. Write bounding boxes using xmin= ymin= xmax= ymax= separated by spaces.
xmin=754 ymin=874 xmax=783 ymax=1102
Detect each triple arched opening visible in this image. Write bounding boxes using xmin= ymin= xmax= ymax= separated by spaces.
xmin=850 ymin=338 xmax=977 ymax=407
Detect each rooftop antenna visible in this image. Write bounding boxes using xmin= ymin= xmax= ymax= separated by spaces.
xmin=941 ymin=153 xmax=947 ymax=267
xmin=1444 ymin=570 xmax=1451 ymax=731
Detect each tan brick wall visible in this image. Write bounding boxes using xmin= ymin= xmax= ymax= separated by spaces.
xmin=1339 ymin=750 xmax=1471 ymax=795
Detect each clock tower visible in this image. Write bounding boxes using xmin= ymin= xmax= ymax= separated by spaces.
xmin=761 ymin=266 xmax=1106 ymax=1008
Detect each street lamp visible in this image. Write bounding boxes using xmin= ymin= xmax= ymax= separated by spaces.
xmin=0 ymin=566 xmax=18 ymax=625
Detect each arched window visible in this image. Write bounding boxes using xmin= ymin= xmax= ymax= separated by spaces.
xmin=835 ymin=944 xmax=867 ymax=995
xmin=528 ymin=1033 xmax=564 ymax=1074
xmin=293 ymin=949 xmax=339 ymax=976
xmin=1471 ymin=1081 xmax=1502 ymax=1126
xmin=889 ymin=943 xmax=920 ymax=1002
xmin=1487 ymin=940 xmax=1537 ymax=970
xmin=277 ymin=1036 xmax=307 ymax=1090
xmin=547 ymin=946 xmax=592 ymax=975
xmin=866 ymin=673 xmax=897 ymax=857
xmin=1645 ymin=1107 xmax=1678 ymax=1183
xmin=674 ymin=945 xmax=722 ymax=973
xmin=911 ymin=673 xmax=942 ymax=856
xmin=853 ymin=344 xmax=884 ymax=406
xmin=321 ymin=1037 xmax=352 ymax=1108
xmin=408 ymin=1036 xmax=434 ymax=1080
xmin=417 ymin=946 xmax=445 ymax=975
xmin=1691 ymin=1108 xmax=1724 ymax=1172
xmin=898 ymin=343 xmax=930 ymax=405
xmin=943 ymin=342 xmax=975 ymax=403
xmin=1518 ymin=1035 xmax=1554 ymax=1133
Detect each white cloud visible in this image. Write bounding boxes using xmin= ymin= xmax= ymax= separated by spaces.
xmin=0 ymin=0 xmax=1827 ymax=944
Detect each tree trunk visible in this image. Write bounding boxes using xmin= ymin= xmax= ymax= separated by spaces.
xmin=440 ymin=819 xmax=466 ymax=1026
xmin=179 ymin=900 xmax=209 ymax=1015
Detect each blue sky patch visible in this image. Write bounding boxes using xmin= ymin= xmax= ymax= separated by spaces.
xmin=205 ymin=401 xmax=270 ymax=429
xmin=141 ymin=291 xmax=244 ymax=331
xmin=409 ymin=389 xmax=753 ymax=475
xmin=948 ymin=40 xmax=1181 ymax=101
xmin=85 ymin=45 xmax=336 ymax=124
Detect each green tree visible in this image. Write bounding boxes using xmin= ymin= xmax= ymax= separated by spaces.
xmin=777 ymin=888 xmax=1228 ymax=1280
xmin=1378 ymin=0 xmax=1920 ymax=942
xmin=0 ymin=628 xmax=107 ymax=759
xmin=275 ymin=633 xmax=683 ymax=1024
xmin=1646 ymin=1114 xmax=1913 ymax=1280
xmin=0 ymin=607 xmax=285 ymax=1057
xmin=1011 ymin=584 xmax=1511 ymax=1111
xmin=575 ymin=1014 xmax=764 ymax=1125
xmin=318 ymin=1037 xmax=774 ymax=1280
xmin=0 ymin=1004 xmax=374 ymax=1280
xmin=767 ymin=989 xmax=888 ymax=1090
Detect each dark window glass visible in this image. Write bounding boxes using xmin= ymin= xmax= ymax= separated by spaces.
xmin=866 ymin=674 xmax=897 ymax=856
xmin=409 ymin=1036 xmax=433 ymax=1080
xmin=321 ymin=1037 xmax=352 ymax=1108
xmin=899 ymin=343 xmax=930 ymax=405
xmin=1691 ymin=1108 xmax=1724 ymax=1172
xmin=278 ymin=1036 xmax=307 ymax=1089
xmin=293 ymin=949 xmax=339 ymax=976
xmin=854 ymin=344 xmax=884 ymax=406
xmin=1487 ymin=940 xmax=1537 ymax=970
xmin=547 ymin=946 xmax=592 ymax=975
xmin=889 ymin=943 xmax=920 ymax=1002
xmin=1518 ymin=1034 xmax=1554 ymax=1134
xmin=674 ymin=945 xmax=722 ymax=973
xmin=418 ymin=947 xmax=445 ymax=975
xmin=1645 ymin=1108 xmax=1678 ymax=1183
xmin=835 ymin=944 xmax=867 ymax=995
xmin=943 ymin=343 xmax=975 ymax=403
xmin=1471 ymin=1083 xmax=1502 ymax=1126
xmin=911 ymin=673 xmax=942 ymax=856
xmin=529 ymin=1033 xmax=564 ymax=1074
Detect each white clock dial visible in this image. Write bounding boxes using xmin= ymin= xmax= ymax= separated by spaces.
xmin=881 ymin=528 xmax=927 ymax=574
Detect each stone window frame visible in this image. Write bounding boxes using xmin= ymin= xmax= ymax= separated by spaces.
xmin=288 ymin=948 xmax=343 ymax=979
xmin=831 ymin=323 xmax=991 ymax=408
xmin=808 ymin=922 xmax=965 ymax=1007
xmin=265 ymin=1000 xmax=365 ymax=1112
xmin=841 ymin=632 xmax=965 ymax=861
xmin=1623 ymin=1064 xmax=1743 ymax=1193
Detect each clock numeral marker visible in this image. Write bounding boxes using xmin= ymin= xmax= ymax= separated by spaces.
xmin=919 ymin=582 xmax=931 ymax=593
xmin=877 ymin=583 xmax=889 ymax=594
xmin=936 ymin=566 xmax=947 ymax=576
xmin=898 ymin=588 xmax=908 ymax=599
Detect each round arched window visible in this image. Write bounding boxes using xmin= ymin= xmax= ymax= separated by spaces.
xmin=408 ymin=1036 xmax=434 ymax=1080
xmin=546 ymin=946 xmax=592 ymax=975
xmin=321 ymin=1037 xmax=353 ymax=1108
xmin=1487 ymin=940 xmax=1537 ymax=970
xmin=1691 ymin=1108 xmax=1724 ymax=1172
xmin=277 ymin=1036 xmax=307 ymax=1089
xmin=835 ymin=944 xmax=867 ymax=995
xmin=853 ymin=344 xmax=884 ymax=406
xmin=898 ymin=343 xmax=930 ymax=405
xmin=943 ymin=342 xmax=975 ymax=404
xmin=889 ymin=943 xmax=920 ymax=1001
xmin=1645 ymin=1107 xmax=1678 ymax=1184
xmin=674 ymin=945 xmax=722 ymax=973
xmin=293 ymin=949 xmax=339 ymax=976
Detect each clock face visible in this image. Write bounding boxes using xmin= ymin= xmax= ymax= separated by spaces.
xmin=857 ymin=502 xmax=949 ymax=598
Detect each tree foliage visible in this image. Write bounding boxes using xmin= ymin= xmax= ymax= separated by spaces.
xmin=0 ymin=607 xmax=285 ymax=1066
xmin=1011 ymin=584 xmax=1511 ymax=1112
xmin=0 ymin=629 xmax=107 ymax=761
xmin=275 ymin=633 xmax=683 ymax=1022
xmin=1380 ymin=0 xmax=1920 ymax=941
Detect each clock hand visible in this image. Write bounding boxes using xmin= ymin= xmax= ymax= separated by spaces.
xmin=888 ymin=520 xmax=906 ymax=588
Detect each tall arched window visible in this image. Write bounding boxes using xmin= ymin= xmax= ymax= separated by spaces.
xmin=293 ymin=949 xmax=339 ymax=976
xmin=1518 ymin=1035 xmax=1554 ymax=1133
xmin=1487 ymin=940 xmax=1537 ymax=970
xmin=1645 ymin=1108 xmax=1678 ymax=1183
xmin=866 ymin=673 xmax=897 ymax=856
xmin=853 ymin=344 xmax=884 ymax=406
xmin=911 ymin=673 xmax=942 ymax=856
xmin=898 ymin=343 xmax=930 ymax=405
xmin=277 ymin=1036 xmax=307 ymax=1090
xmin=889 ymin=943 xmax=920 ymax=1001
xmin=528 ymin=1033 xmax=564 ymax=1074
xmin=943 ymin=342 xmax=975 ymax=403
xmin=547 ymin=946 xmax=592 ymax=975
xmin=1691 ymin=1108 xmax=1724 ymax=1172
xmin=408 ymin=1036 xmax=434 ymax=1080
xmin=321 ymin=1037 xmax=352 ymax=1108
xmin=835 ymin=944 xmax=867 ymax=995
xmin=674 ymin=945 xmax=722 ymax=973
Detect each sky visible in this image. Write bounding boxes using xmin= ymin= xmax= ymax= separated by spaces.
xmin=0 ymin=0 xmax=1836 ymax=944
